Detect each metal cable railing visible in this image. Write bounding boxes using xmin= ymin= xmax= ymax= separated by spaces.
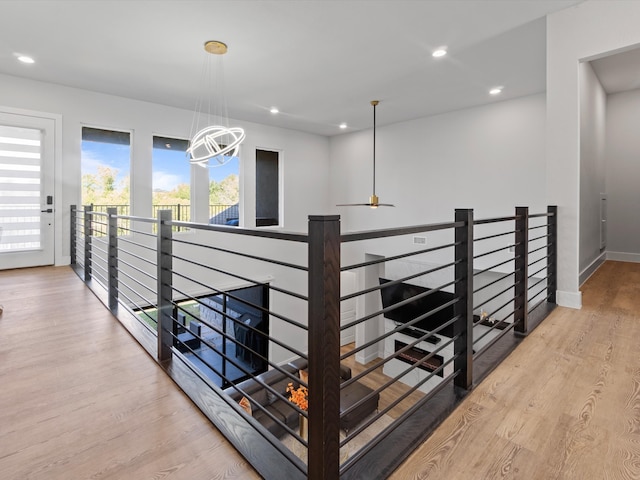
xmin=69 ymin=204 xmax=558 ymax=480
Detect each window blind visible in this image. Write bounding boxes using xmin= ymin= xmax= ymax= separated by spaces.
xmin=0 ymin=125 xmax=42 ymax=252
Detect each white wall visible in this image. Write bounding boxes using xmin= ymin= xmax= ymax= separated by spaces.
xmin=330 ymin=93 xmax=548 ymax=264
xmin=547 ymin=0 xmax=640 ymax=308
xmin=0 ymin=73 xmax=331 ymax=266
xmin=605 ymin=88 xmax=640 ymax=260
xmin=578 ymin=61 xmax=607 ymax=275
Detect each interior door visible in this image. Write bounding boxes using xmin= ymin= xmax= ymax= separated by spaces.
xmin=0 ymin=112 xmax=55 ymax=269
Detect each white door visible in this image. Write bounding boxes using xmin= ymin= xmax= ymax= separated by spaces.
xmin=0 ymin=112 xmax=55 ymax=269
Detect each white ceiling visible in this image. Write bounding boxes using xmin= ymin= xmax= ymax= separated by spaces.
xmin=0 ymin=0 xmax=583 ymax=136
xmin=591 ymin=46 xmax=640 ymax=94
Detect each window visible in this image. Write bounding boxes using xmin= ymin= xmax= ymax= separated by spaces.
xmin=152 ymin=136 xmax=190 ymax=223
xmin=81 ymin=127 xmax=131 ymax=215
xmin=209 ymin=154 xmax=239 ymax=226
xmin=0 ymin=125 xmax=42 ymax=252
xmin=256 ymin=149 xmax=279 ymax=227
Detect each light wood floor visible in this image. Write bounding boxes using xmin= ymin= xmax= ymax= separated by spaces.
xmin=391 ymin=260 xmax=640 ymax=479
xmin=1 ymin=262 xmax=639 ymax=479
xmin=0 ymin=266 xmax=259 ymax=480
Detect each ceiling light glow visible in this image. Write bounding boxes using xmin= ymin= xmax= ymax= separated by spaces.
xmin=17 ymin=55 xmax=35 ymax=64
xmin=432 ymin=48 xmax=447 ymax=58
xmin=489 ymin=87 xmax=503 ymax=95
xmin=270 ymin=107 xmax=279 ymax=114
xmin=339 ymin=123 xmax=347 ymax=129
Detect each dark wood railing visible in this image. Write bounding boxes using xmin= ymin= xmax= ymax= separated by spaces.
xmin=70 ymin=204 xmax=557 ymax=480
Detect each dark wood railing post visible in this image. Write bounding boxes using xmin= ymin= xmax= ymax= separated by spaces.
xmin=307 ymin=215 xmax=341 ymax=480
xmin=107 ymin=207 xmax=118 ymax=314
xmin=157 ymin=209 xmax=173 ymax=363
xmin=83 ymin=204 xmax=92 ymax=282
xmin=547 ymin=205 xmax=558 ymax=304
xmin=514 ymin=207 xmax=529 ymax=336
xmin=454 ymin=209 xmax=474 ymax=390
xmin=70 ymin=205 xmax=77 ymax=265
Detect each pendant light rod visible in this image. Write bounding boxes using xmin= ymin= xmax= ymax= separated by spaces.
xmin=336 ymin=99 xmax=394 ymax=207
xmin=371 ymin=100 xmax=378 ymax=196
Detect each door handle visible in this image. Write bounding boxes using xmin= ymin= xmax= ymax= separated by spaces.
xmin=41 ymin=209 xmax=53 ymax=213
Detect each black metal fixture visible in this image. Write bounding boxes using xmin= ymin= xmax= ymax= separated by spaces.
xmin=337 ymin=100 xmax=395 ymax=208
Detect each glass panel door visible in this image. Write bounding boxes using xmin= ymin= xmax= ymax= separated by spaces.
xmin=0 ymin=113 xmax=55 ymax=269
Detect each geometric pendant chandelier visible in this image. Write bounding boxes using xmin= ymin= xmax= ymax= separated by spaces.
xmin=187 ymin=40 xmax=245 ymax=168
xmin=337 ymin=100 xmax=395 ymax=208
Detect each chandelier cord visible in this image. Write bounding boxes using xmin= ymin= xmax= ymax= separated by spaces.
xmin=187 ymin=41 xmax=245 ymax=168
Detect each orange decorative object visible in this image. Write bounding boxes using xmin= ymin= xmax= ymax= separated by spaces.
xmin=286 ymin=382 xmax=308 ymax=411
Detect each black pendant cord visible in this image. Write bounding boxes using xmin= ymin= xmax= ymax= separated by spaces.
xmin=372 ymin=101 xmax=376 ymax=196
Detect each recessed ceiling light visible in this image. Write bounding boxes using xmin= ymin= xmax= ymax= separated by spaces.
xmin=17 ymin=55 xmax=35 ymax=64
xmin=270 ymin=107 xmax=279 ymax=114
xmin=339 ymin=123 xmax=347 ymax=129
xmin=489 ymin=87 xmax=503 ymax=95
xmin=432 ymin=48 xmax=447 ymax=58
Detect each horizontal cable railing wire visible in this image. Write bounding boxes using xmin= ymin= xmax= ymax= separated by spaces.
xmin=90 ymin=267 xmax=108 ymax=290
xmin=341 ymin=242 xmax=458 ymax=272
xmin=473 ymin=243 xmax=514 ymax=259
xmin=529 ymin=233 xmax=551 ymax=242
xmin=341 ymin=220 xmax=461 ymax=243
xmin=169 ymin=219 xmax=308 ymax=243
xmin=172 ymin=252 xmax=306 ymax=301
xmin=343 ymin=314 xmax=459 ymax=386
xmin=117 ymin=250 xmax=157 ymax=271
xmin=473 ymin=256 xmax=519 ymax=277
xmin=528 ymin=265 xmax=548 ymax=280
xmin=115 ymin=285 xmax=158 ymax=328
xmin=473 ymin=270 xmax=519 ymax=295
xmin=340 ymin=278 xmax=460 ymax=333
xmin=170 ymin=284 xmax=307 ymax=361
xmin=529 ymin=243 xmax=552 ymax=256
xmin=529 ymin=212 xmax=554 ymax=219
xmin=472 ymin=316 xmax=517 ymax=359
xmin=117 ymin=267 xmax=157 ymax=297
xmin=473 ymin=215 xmax=518 ymax=225
xmin=172 ymin=237 xmax=307 ymax=272
xmin=474 ymin=281 xmax=519 ymax=313
xmin=528 ymin=276 xmax=548 ymax=292
xmin=528 ymin=291 xmax=554 ymax=314
xmin=474 ymin=229 xmax=514 ymax=242
xmin=341 ymin=260 xmax=459 ymax=303
xmin=171 ymin=268 xmax=308 ymax=331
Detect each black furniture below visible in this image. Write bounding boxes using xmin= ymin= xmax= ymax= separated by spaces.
xmin=176 ymin=320 xmax=201 ymax=352
xmin=340 ymin=381 xmax=379 ymax=432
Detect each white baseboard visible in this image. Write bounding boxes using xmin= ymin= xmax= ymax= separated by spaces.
xmin=579 ymin=252 xmax=606 ymax=286
xmin=56 ymin=255 xmax=71 ymax=266
xmin=340 ymin=332 xmax=355 ymax=347
xmin=607 ymin=251 xmax=640 ymax=263
xmin=556 ymin=290 xmax=582 ymax=309
xmin=355 ymin=349 xmax=380 ymax=365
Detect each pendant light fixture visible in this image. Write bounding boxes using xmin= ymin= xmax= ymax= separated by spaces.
xmin=187 ymin=40 xmax=245 ymax=168
xmin=337 ymin=100 xmax=395 ymax=208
